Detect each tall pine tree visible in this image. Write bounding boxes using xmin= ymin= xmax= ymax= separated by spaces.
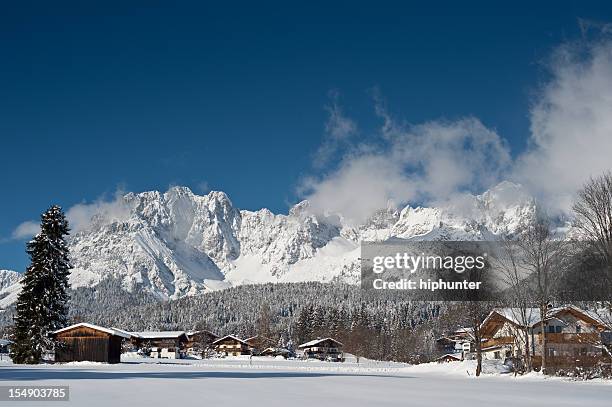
xmin=10 ymin=206 xmax=72 ymax=364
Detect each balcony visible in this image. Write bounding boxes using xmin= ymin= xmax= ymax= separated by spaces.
xmin=535 ymin=333 xmax=600 ymax=345
xmin=481 ymin=336 xmax=514 ymax=349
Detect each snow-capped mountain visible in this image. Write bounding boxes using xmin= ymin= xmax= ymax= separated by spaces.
xmin=0 ymin=181 xmax=536 ymax=304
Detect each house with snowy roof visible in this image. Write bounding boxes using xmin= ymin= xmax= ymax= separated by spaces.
xmin=0 ymin=338 xmax=13 ymax=354
xmin=298 ymin=338 xmax=343 ymax=361
xmin=130 ymin=331 xmax=189 ymax=359
xmin=212 ymin=335 xmax=251 ymax=356
xmin=479 ymin=305 xmax=610 ymax=368
xmin=185 ymin=330 xmax=218 ymax=356
xmin=435 ymin=353 xmax=463 ymax=363
xmin=260 ymin=347 xmax=292 ymax=358
xmin=435 ymin=327 xmax=474 ymax=357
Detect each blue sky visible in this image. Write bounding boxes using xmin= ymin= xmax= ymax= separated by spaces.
xmin=2 ymin=1 xmax=612 ymax=271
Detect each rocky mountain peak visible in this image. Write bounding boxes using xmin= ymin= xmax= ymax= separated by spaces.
xmin=1 ymin=181 xmax=539 ymax=305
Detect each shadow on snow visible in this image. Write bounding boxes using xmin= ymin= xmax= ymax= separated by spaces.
xmin=0 ymin=367 xmax=413 ymax=381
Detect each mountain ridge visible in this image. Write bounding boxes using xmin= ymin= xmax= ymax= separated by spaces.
xmin=0 ymin=181 xmax=538 ymax=306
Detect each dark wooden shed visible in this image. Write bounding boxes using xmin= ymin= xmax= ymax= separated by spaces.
xmin=51 ymin=323 xmax=131 ymax=364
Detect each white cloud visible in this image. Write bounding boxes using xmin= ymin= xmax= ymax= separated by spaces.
xmin=196 ymin=181 xmax=210 ymax=194
xmin=300 ymin=154 xmax=417 ymax=225
xmin=301 ymin=112 xmax=511 ymax=224
xmin=10 ymin=189 xmax=132 ymax=240
xmin=402 ymin=119 xmax=511 ymax=204
xmin=313 ymin=90 xmax=357 ymax=168
xmin=513 ymin=39 xmax=612 ymax=213
xmin=11 ymin=221 xmax=40 ymax=239
xmin=65 ymin=190 xmax=132 ymax=233
xmin=9 ymin=39 xmax=612 ymax=237
xmin=303 ymin=38 xmax=612 ymax=222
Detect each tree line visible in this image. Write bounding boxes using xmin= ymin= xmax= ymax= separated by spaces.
xmin=4 ymin=172 xmax=612 ymax=370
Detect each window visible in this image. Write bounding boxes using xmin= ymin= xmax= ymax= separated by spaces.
xmin=576 ymin=325 xmax=581 ymax=333
xmin=547 ymin=348 xmax=555 ymax=357
xmin=547 ymin=326 xmax=555 ymax=333
xmin=555 ymin=326 xmax=562 ymax=333
xmin=493 ymin=351 xmax=501 ymax=359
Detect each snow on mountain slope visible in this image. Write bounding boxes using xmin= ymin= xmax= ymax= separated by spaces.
xmin=391 ymin=182 xmax=536 ymax=241
xmin=0 ymin=181 xmax=537 ymax=304
xmin=0 ymin=270 xmax=19 ymax=290
xmin=0 ymin=270 xmax=21 ymax=309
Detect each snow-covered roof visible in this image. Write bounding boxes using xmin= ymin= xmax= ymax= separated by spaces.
xmin=51 ymin=323 xmax=132 ymax=339
xmin=244 ymin=335 xmax=274 ymax=344
xmin=557 ymin=305 xmax=610 ymax=327
xmin=261 ymin=347 xmax=290 ymax=354
xmin=437 ymin=327 xmax=475 ymax=342
xmin=481 ymin=345 xmax=509 ymax=352
xmin=0 ymin=339 xmax=13 ymax=346
xmin=186 ymin=329 xmax=218 ymax=338
xmin=482 ymin=305 xmax=609 ymax=331
xmin=212 ymin=335 xmax=249 ymax=345
xmin=435 ymin=353 xmax=462 ymax=361
xmin=298 ymin=337 xmax=343 ymax=348
xmin=110 ymin=327 xmax=135 ymax=338
xmin=483 ymin=308 xmax=541 ymax=328
xmin=132 ymin=331 xmax=187 ymax=339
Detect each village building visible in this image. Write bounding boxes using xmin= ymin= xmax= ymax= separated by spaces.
xmin=130 ymin=331 xmax=189 ymax=359
xmin=186 ymin=330 xmax=218 ymax=347
xmin=435 ymin=327 xmax=474 ymax=358
xmin=110 ymin=327 xmax=134 ymax=339
xmin=51 ymin=323 xmax=131 ymax=364
xmin=435 ymin=353 xmax=463 ymax=363
xmin=213 ymin=335 xmax=250 ymax=356
xmin=260 ymin=347 xmax=291 ymax=358
xmin=185 ymin=330 xmax=218 ymax=356
xmin=479 ymin=305 xmax=610 ymax=369
xmin=245 ymin=335 xmax=275 ymax=355
xmin=0 ymin=339 xmax=12 ymax=354
xmin=298 ymin=338 xmax=343 ymax=361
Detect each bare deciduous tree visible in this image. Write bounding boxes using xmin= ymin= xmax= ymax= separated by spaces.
xmin=515 ymin=217 xmax=567 ymax=374
xmin=572 ymin=172 xmax=612 ymax=352
xmin=468 ymin=303 xmax=488 ymax=377
xmin=573 ymin=171 xmax=612 ymax=270
xmin=498 ymin=240 xmax=535 ymax=372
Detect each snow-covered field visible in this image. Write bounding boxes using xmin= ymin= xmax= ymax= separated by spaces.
xmin=0 ymin=357 xmax=610 ymax=406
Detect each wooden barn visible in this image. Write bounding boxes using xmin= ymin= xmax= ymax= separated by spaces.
xmin=51 ymin=323 xmax=131 ymax=364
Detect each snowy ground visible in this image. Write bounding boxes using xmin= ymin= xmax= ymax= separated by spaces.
xmin=0 ymin=357 xmax=610 ymax=406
